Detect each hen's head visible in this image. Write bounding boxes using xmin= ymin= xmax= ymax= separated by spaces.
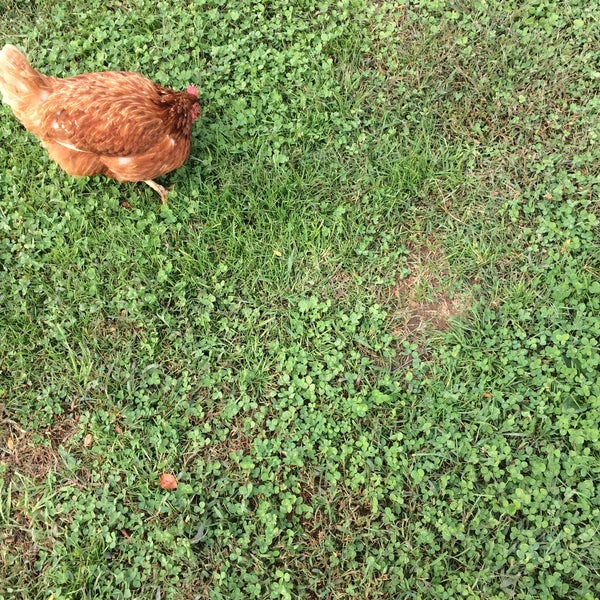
xmin=187 ymin=85 xmax=201 ymax=120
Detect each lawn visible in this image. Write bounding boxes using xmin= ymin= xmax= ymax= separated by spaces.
xmin=1 ymin=0 xmax=599 ymax=598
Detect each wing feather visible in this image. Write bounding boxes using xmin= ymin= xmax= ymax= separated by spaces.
xmin=39 ymin=72 xmax=167 ymax=156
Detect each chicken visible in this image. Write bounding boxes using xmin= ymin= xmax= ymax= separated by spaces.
xmin=0 ymin=44 xmax=201 ymax=204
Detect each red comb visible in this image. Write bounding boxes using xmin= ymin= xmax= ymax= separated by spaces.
xmin=187 ymin=85 xmax=198 ymax=97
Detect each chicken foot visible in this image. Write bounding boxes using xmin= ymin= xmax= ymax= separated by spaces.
xmin=144 ymin=179 xmax=173 ymax=204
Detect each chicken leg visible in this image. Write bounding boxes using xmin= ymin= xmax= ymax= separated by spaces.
xmin=144 ymin=179 xmax=173 ymax=204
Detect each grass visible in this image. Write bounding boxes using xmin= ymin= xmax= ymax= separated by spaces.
xmin=1 ymin=0 xmax=599 ymax=598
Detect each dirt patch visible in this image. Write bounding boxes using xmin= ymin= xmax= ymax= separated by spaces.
xmin=404 ymin=295 xmax=465 ymax=334
xmin=0 ymin=411 xmax=81 ymax=591
xmin=389 ymin=237 xmax=469 ymax=342
xmin=3 ymin=438 xmax=58 ymax=481
xmin=1 ymin=409 xmax=80 ymax=482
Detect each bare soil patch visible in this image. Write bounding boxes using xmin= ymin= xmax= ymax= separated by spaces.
xmin=389 ymin=237 xmax=469 ymax=343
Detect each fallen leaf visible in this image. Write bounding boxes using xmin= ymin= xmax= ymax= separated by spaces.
xmin=7 ymin=437 xmax=14 ymax=450
xmin=83 ymin=433 xmax=94 ymax=447
xmin=120 ymin=201 xmax=132 ymax=209
xmin=115 ymin=425 xmax=123 ymax=434
xmin=159 ymin=473 xmax=178 ymax=490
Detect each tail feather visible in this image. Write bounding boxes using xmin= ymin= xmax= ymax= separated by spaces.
xmin=0 ymin=44 xmax=48 ymax=111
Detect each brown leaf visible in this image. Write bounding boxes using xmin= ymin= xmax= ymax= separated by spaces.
xmin=159 ymin=473 xmax=178 ymax=490
xmin=83 ymin=433 xmax=94 ymax=448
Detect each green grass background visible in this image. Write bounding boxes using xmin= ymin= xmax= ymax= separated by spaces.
xmin=1 ymin=0 xmax=599 ymax=598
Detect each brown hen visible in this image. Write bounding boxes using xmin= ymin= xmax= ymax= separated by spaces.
xmin=0 ymin=44 xmax=201 ymax=204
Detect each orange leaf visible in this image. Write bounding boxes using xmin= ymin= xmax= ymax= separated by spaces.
xmin=159 ymin=473 xmax=178 ymax=490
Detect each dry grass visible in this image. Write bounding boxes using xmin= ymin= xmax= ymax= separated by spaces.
xmin=0 ymin=409 xmax=77 ymax=483
xmin=1 ymin=409 xmax=82 ymax=590
xmin=388 ymin=237 xmax=469 ymax=344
